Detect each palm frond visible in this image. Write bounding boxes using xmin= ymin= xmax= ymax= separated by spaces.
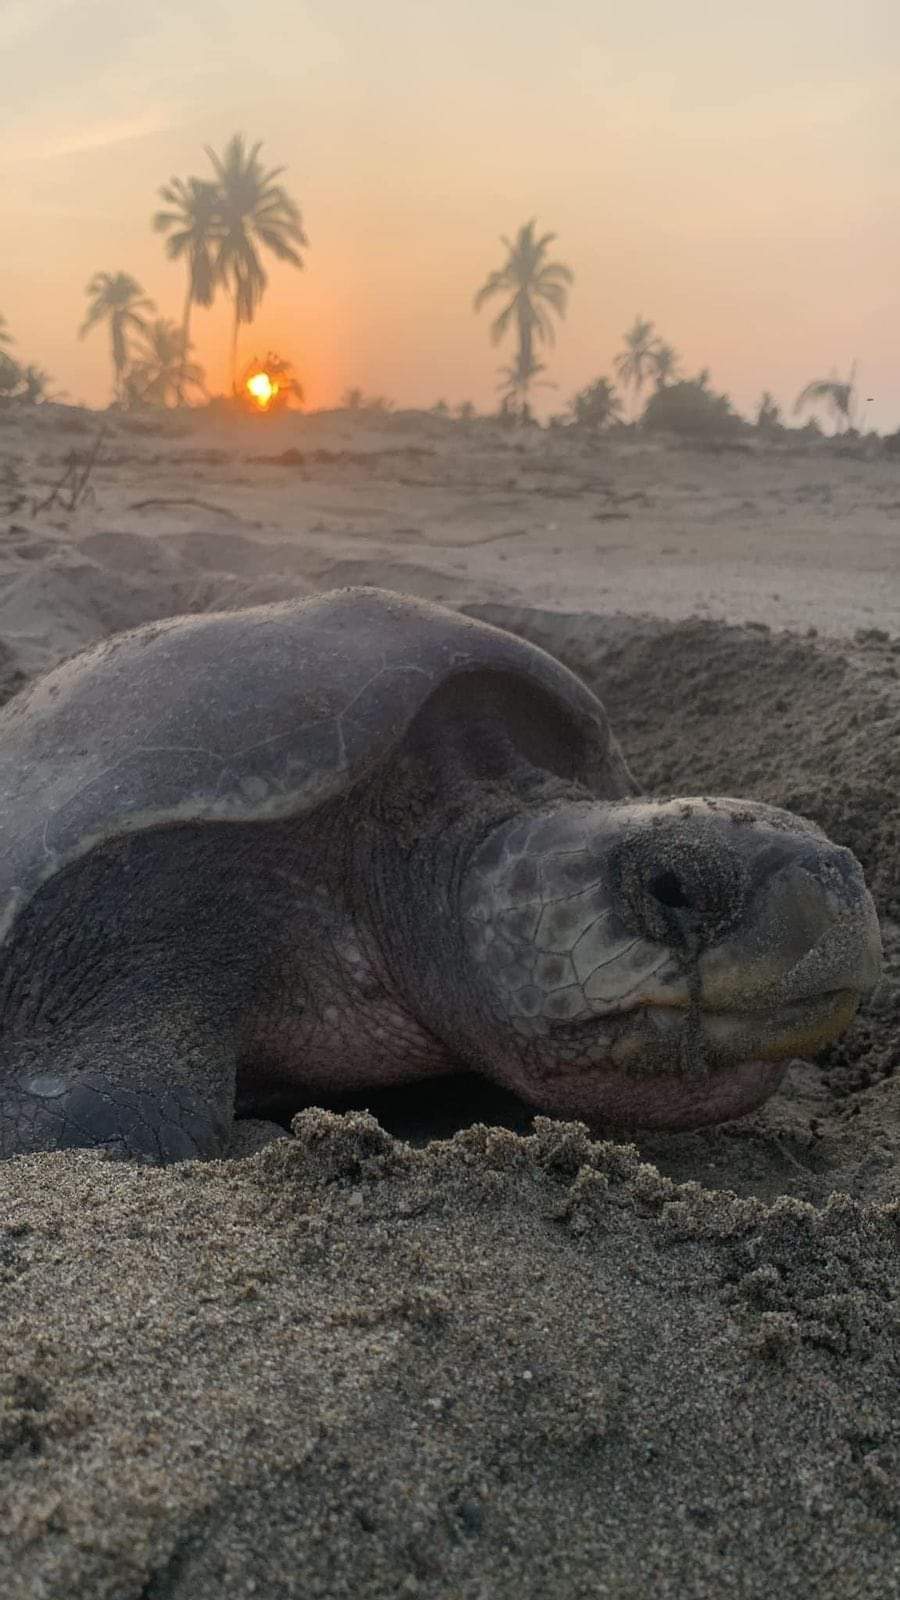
xmin=537 ymin=262 xmax=574 ymax=286
xmin=488 ymin=301 xmax=516 ymax=345
xmin=794 ymin=379 xmax=837 ymax=411
xmin=253 ymin=231 xmax=305 ymax=268
xmin=473 ymin=270 xmax=511 ymax=311
xmin=534 ymin=280 xmax=568 ymax=317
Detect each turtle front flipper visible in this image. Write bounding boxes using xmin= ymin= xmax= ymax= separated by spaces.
xmin=0 ymin=1021 xmax=236 ymax=1162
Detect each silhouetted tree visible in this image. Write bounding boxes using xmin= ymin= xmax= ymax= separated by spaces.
xmin=79 ymin=272 xmax=155 ymax=402
xmin=0 ymin=315 xmax=13 ymax=349
xmin=566 ymin=376 xmax=622 ymax=430
xmin=0 ymin=357 xmax=57 ymax=404
xmin=338 ymin=388 xmax=393 ymax=413
xmin=18 ymin=365 xmax=55 ymax=404
xmin=240 ymin=351 xmax=304 ymax=412
xmin=794 ymin=365 xmax=857 ymax=433
xmin=474 ymin=220 xmax=573 ymax=412
xmin=126 ymin=319 xmax=206 ymax=407
xmin=756 ymin=391 xmax=782 ymax=433
xmin=0 ymin=355 xmax=21 ymax=398
xmin=204 ymin=134 xmax=308 ymax=390
xmin=455 ymin=400 xmax=476 ymax=420
xmin=642 ymin=377 xmax=740 ymax=438
xmin=651 ymin=341 xmax=681 ymax=389
xmin=152 ymin=176 xmax=220 ymax=403
xmin=614 ymin=317 xmax=659 ymax=414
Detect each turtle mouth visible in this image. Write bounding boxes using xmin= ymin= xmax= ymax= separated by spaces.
xmin=691 ymin=986 xmax=859 ymax=1054
xmin=531 ymin=989 xmax=862 ymax=1131
xmin=548 ymin=986 xmax=861 ymax=1070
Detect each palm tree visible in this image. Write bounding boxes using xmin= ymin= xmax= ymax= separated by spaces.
xmin=0 ymin=315 xmax=12 ymax=349
xmin=204 ymin=134 xmax=308 ymax=391
xmin=152 ymin=176 xmax=220 ymax=404
xmin=239 ymin=350 xmax=303 ymax=412
xmin=614 ymin=317 xmax=659 ymax=415
xmin=18 ymin=365 xmax=56 ymax=404
xmin=126 ymin=319 xmax=206 ymax=408
xmin=794 ymin=364 xmax=857 ymax=433
xmin=651 ymin=341 xmax=681 ymax=390
xmin=474 ymin=219 xmax=573 ymax=413
xmin=79 ymin=272 xmax=155 ymax=402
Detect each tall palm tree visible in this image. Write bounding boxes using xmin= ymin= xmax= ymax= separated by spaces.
xmin=651 ymin=340 xmax=680 ymax=390
xmin=614 ymin=317 xmax=659 ymax=415
xmin=474 ymin=219 xmax=573 ymax=413
xmin=126 ymin=319 xmax=206 ymax=408
xmin=152 ymin=176 xmax=220 ymax=404
xmin=204 ymin=134 xmax=308 ymax=391
xmin=794 ymin=364 xmax=857 ymax=433
xmin=79 ymin=272 xmax=155 ymax=403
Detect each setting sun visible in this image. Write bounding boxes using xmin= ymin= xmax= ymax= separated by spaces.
xmin=246 ymin=370 xmax=279 ymax=409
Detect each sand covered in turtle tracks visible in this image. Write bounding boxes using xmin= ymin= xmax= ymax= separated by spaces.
xmin=0 ymin=404 xmax=898 ymax=1599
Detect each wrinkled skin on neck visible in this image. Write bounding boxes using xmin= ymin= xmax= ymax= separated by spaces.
xmin=391 ymin=792 xmax=882 ymax=1131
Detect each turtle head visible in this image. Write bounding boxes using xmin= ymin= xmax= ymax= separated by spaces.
xmin=458 ymin=797 xmax=882 ymax=1130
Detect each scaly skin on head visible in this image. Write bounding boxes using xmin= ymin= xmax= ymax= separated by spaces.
xmin=450 ymin=795 xmax=882 ymax=1130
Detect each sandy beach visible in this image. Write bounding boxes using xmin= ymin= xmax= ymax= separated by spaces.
xmin=0 ymin=402 xmax=898 ymax=1599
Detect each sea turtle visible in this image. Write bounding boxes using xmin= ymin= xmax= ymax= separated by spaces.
xmin=0 ymin=587 xmax=881 ymax=1161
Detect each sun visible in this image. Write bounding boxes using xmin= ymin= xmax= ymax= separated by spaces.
xmin=245 ymin=370 xmax=279 ymax=410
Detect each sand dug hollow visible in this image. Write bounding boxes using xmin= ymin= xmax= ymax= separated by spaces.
xmin=0 ymin=594 xmax=898 ymax=1600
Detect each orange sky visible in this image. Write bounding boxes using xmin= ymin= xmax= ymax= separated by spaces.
xmin=2 ymin=0 xmax=898 ymax=427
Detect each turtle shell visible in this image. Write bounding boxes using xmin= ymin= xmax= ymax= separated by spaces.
xmin=0 ymin=587 xmax=635 ymax=946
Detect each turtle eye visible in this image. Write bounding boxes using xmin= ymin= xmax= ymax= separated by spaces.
xmin=647 ymin=869 xmax=690 ymax=910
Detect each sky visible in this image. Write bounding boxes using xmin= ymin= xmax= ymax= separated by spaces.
xmin=1 ymin=0 xmax=899 ymax=426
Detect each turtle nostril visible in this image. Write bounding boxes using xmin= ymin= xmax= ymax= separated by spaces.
xmin=617 ymin=829 xmax=748 ymax=949
xmin=648 ymin=869 xmax=691 ymax=911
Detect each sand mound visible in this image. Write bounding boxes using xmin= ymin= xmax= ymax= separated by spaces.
xmin=0 ymin=532 xmax=314 ymax=677
xmin=2 ymin=1115 xmax=898 ymax=1600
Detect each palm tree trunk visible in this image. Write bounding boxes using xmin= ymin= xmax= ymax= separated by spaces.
xmin=179 ymin=276 xmax=192 ymax=407
xmin=110 ymin=327 xmax=120 ymax=405
xmin=231 ymin=296 xmax=240 ymax=395
xmin=516 ymin=301 xmax=533 ymax=423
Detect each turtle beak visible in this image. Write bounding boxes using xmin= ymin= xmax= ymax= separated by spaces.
xmin=621 ymin=812 xmax=882 ymax=1065
xmin=691 ymin=837 xmax=882 ymax=1059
